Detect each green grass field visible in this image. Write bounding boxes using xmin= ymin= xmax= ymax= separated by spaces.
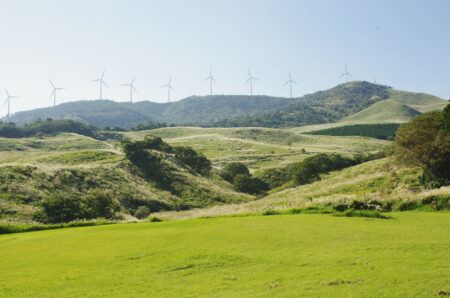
xmin=0 ymin=212 xmax=448 ymax=297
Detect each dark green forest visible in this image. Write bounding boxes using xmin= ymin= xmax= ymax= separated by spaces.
xmin=307 ymin=123 xmax=401 ymax=140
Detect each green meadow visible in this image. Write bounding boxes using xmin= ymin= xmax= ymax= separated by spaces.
xmin=0 ymin=212 xmax=448 ymax=297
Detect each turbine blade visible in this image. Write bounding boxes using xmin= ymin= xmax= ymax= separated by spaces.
xmin=50 ymin=90 xmax=55 ymax=98
xmin=4 ymin=88 xmax=9 ymax=96
xmin=284 ymin=81 xmax=290 ymax=86
xmin=102 ymin=81 xmax=108 ymax=88
xmin=49 ymin=79 xmax=55 ymax=88
xmin=132 ymin=76 xmax=136 ymax=84
xmin=121 ymin=84 xmax=130 ymax=86
xmin=292 ymin=80 xmax=298 ymax=85
xmin=132 ymin=86 xmax=137 ymax=92
xmin=160 ymin=84 xmax=168 ymax=88
xmin=91 ymin=79 xmax=100 ymax=82
xmin=101 ymin=69 xmax=105 ymax=79
xmin=338 ymin=73 xmax=346 ymax=79
xmin=245 ymin=78 xmax=250 ymax=84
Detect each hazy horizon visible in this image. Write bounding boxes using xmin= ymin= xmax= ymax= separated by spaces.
xmin=1 ymin=0 xmax=449 ymax=117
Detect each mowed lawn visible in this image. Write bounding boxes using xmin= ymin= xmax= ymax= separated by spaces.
xmin=0 ymin=212 xmax=449 ymax=297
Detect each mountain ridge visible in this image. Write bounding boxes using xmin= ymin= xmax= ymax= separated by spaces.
xmin=7 ymin=81 xmax=446 ymax=128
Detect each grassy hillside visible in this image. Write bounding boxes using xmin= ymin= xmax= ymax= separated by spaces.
xmin=213 ymin=82 xmax=445 ymax=127
xmin=124 ymin=127 xmax=388 ymax=171
xmin=388 ymin=89 xmax=447 ymax=112
xmin=0 ymin=212 xmax=448 ymax=297
xmin=213 ymin=81 xmax=390 ymax=127
xmin=343 ymin=100 xmax=421 ymax=123
xmin=0 ymin=132 xmax=254 ymax=224
xmin=153 ymin=157 xmax=449 ymax=220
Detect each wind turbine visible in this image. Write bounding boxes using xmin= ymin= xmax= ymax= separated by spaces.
xmin=245 ymin=69 xmax=258 ymax=96
xmin=284 ymin=72 xmax=298 ymax=99
xmin=122 ymin=76 xmax=137 ymax=102
xmin=338 ymin=64 xmax=353 ymax=82
xmin=49 ymin=79 xmax=66 ymax=107
xmin=372 ymin=76 xmax=377 ymax=84
xmin=204 ymin=69 xmax=216 ymax=96
xmin=3 ymin=88 xmax=19 ymax=122
xmin=91 ymin=69 xmax=108 ymax=100
xmin=161 ymin=77 xmax=175 ymax=103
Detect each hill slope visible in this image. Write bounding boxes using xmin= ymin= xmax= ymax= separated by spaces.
xmin=343 ymin=100 xmax=421 ymax=123
xmin=213 ymin=82 xmax=446 ymax=127
xmin=8 ymin=81 xmax=445 ymax=128
xmin=9 ymin=95 xmax=293 ymax=128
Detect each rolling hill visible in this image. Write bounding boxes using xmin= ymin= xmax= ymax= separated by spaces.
xmin=7 ymin=81 xmax=446 ymax=128
xmin=343 ymin=100 xmax=421 ymax=123
xmin=9 ymin=95 xmax=293 ymax=128
xmin=213 ymin=81 xmax=446 ymax=127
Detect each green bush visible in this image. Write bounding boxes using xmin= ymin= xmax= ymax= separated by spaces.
xmin=34 ymin=190 xmax=120 ymax=223
xmin=174 ymin=146 xmax=211 ymax=174
xmin=134 ymin=206 xmax=151 ymax=219
xmin=233 ymin=174 xmax=268 ymax=194
xmin=148 ymin=216 xmax=163 ymax=222
xmin=220 ymin=162 xmax=250 ymax=183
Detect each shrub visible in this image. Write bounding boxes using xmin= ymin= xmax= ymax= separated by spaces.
xmin=34 ymin=190 xmax=120 ymax=223
xmin=174 ymin=146 xmax=211 ymax=174
xmin=148 ymin=216 xmax=162 ymax=222
xmin=334 ymin=209 xmax=392 ymax=219
xmin=220 ymin=162 xmax=250 ymax=183
xmin=134 ymin=206 xmax=151 ymax=219
xmin=233 ymin=174 xmax=268 ymax=194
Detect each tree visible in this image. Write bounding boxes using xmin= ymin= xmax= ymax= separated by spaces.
xmin=220 ymin=162 xmax=250 ymax=182
xmin=233 ymin=174 xmax=268 ymax=194
xmin=393 ymin=106 xmax=450 ymax=188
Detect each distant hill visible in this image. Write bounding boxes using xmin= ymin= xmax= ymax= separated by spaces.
xmin=9 ymin=95 xmax=292 ymax=128
xmin=8 ymin=81 xmax=446 ymax=128
xmin=213 ymin=81 xmax=446 ymax=127
xmin=343 ymin=100 xmax=421 ymax=123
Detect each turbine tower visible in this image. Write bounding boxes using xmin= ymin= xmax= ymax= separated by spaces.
xmin=245 ymin=69 xmax=258 ymax=96
xmin=372 ymin=76 xmax=377 ymax=84
xmin=91 ymin=69 xmax=108 ymax=100
xmin=204 ymin=69 xmax=216 ymax=96
xmin=122 ymin=76 xmax=137 ymax=102
xmin=338 ymin=64 xmax=353 ymax=82
xmin=284 ymin=72 xmax=298 ymax=99
xmin=161 ymin=77 xmax=175 ymax=103
xmin=49 ymin=79 xmax=66 ymax=107
xmin=3 ymin=88 xmax=19 ymax=122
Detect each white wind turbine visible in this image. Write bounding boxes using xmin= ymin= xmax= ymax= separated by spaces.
xmin=3 ymin=88 xmax=20 ymax=122
xmin=122 ymin=76 xmax=137 ymax=102
xmin=91 ymin=69 xmax=108 ymax=100
xmin=245 ymin=69 xmax=258 ymax=96
xmin=284 ymin=72 xmax=298 ymax=99
xmin=49 ymin=79 xmax=66 ymax=107
xmin=338 ymin=64 xmax=353 ymax=82
xmin=204 ymin=69 xmax=216 ymax=96
xmin=161 ymin=77 xmax=175 ymax=103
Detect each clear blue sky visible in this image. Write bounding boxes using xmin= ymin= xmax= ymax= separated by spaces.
xmin=0 ymin=0 xmax=449 ymax=115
